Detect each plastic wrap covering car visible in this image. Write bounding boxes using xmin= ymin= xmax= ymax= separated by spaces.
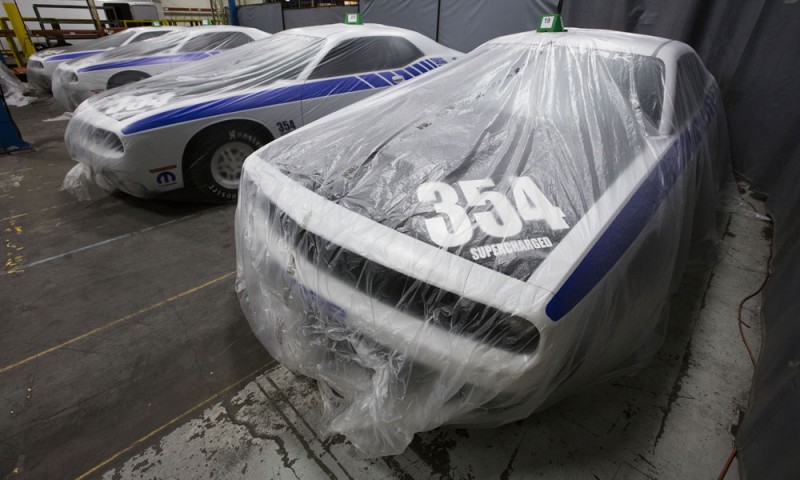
xmin=1 ymin=63 xmax=36 ymax=106
xmin=27 ymin=27 xmax=183 ymax=91
xmin=61 ymin=25 xmax=461 ymax=201
xmin=52 ymin=26 xmax=270 ymax=111
xmin=235 ymin=28 xmax=730 ymax=455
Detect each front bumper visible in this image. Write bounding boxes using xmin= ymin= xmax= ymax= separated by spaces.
xmin=52 ymin=69 xmax=96 ymax=111
xmin=65 ymin=106 xmax=181 ymax=198
xmin=236 ymin=164 xmax=560 ymax=396
xmin=26 ymin=60 xmax=51 ymax=91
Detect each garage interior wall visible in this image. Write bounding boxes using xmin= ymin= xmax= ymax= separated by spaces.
xmin=236 ymin=4 xmax=357 ymax=33
xmin=238 ymin=3 xmax=283 ymax=33
xmin=437 ymin=0 xmax=557 ymax=52
xmin=283 ymin=6 xmax=358 ymax=30
xmin=562 ymin=1 xmax=800 ymax=478
xmin=361 ymin=0 xmax=558 ymax=52
xmin=360 ymin=0 xmax=440 ymax=39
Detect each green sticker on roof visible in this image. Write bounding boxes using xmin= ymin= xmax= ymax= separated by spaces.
xmin=537 ymin=14 xmax=565 ymax=33
xmin=345 ymin=13 xmax=363 ymax=25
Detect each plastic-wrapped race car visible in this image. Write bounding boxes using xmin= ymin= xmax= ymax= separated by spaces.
xmin=27 ymin=26 xmax=183 ymax=92
xmin=63 ymin=24 xmax=460 ymax=201
xmin=235 ymin=28 xmax=730 ymax=455
xmin=52 ymin=26 xmax=269 ymax=111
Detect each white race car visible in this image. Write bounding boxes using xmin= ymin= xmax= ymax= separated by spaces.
xmin=63 ymin=24 xmax=461 ymax=201
xmin=27 ymin=26 xmax=183 ymax=91
xmin=235 ymin=27 xmax=729 ymax=454
xmin=52 ymin=26 xmax=269 ymax=111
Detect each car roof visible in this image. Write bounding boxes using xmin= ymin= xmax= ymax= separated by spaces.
xmin=181 ymin=25 xmax=264 ymax=37
xmin=488 ymin=27 xmax=688 ymax=59
xmin=284 ymin=23 xmax=422 ymax=43
xmin=126 ymin=26 xmax=184 ymax=34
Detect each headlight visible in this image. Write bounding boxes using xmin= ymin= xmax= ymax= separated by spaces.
xmin=55 ymin=68 xmax=77 ymax=86
xmin=87 ymin=126 xmax=124 ymax=153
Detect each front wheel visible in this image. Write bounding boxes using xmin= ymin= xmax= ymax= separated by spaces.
xmin=182 ymin=123 xmax=272 ymax=202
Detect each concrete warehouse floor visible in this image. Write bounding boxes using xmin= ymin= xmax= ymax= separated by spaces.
xmin=1 ymin=100 xmax=771 ymax=480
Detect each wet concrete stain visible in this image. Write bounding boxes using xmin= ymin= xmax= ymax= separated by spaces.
xmin=499 ymin=440 xmax=522 ymax=480
xmin=409 ymin=430 xmax=458 ymax=479
xmin=380 ymin=457 xmax=416 ymax=480
xmin=263 ymin=376 xmax=355 ymax=480
xmin=653 ymin=342 xmax=694 ymax=451
xmin=252 ymin=381 xmax=341 ymax=480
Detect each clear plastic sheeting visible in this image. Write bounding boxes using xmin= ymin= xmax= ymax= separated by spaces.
xmin=61 ymin=162 xmax=93 ymax=201
xmin=26 ymin=26 xmax=183 ymax=92
xmin=52 ymin=26 xmax=270 ymax=111
xmin=235 ymin=28 xmax=730 ymax=455
xmin=62 ymin=24 xmax=460 ymax=201
xmin=0 ymin=63 xmax=36 ymax=107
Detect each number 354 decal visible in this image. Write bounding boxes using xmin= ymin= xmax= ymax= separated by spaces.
xmin=416 ymin=177 xmax=569 ymax=248
xmin=276 ymin=120 xmax=296 ymax=133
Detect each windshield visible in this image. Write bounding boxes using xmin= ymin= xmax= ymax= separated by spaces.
xmin=176 ymin=31 xmax=252 ymax=52
xmin=78 ymin=30 xmax=138 ymax=49
xmin=169 ymin=33 xmax=322 ymax=84
xmin=40 ymin=30 xmax=137 ymax=56
xmin=88 ymin=33 xmax=324 ymax=120
xmin=71 ymin=30 xmax=191 ymax=66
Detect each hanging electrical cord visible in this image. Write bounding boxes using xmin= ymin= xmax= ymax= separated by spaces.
xmin=718 ymin=188 xmax=775 ymax=480
xmin=737 ymin=208 xmax=774 ymax=367
xmin=717 ymin=447 xmax=738 ymax=480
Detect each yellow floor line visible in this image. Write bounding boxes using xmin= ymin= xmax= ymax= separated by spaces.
xmin=0 ymin=271 xmax=235 ymax=375
xmin=74 ymin=360 xmax=277 ymax=480
xmin=1 ymin=202 xmax=76 ymax=222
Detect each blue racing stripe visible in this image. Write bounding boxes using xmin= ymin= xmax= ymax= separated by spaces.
xmin=393 ymin=69 xmax=414 ymax=81
xmin=122 ymin=59 xmax=450 ymax=135
xmin=413 ymin=62 xmax=430 ymax=73
xmin=377 ymin=71 xmax=400 ymax=85
xmin=79 ymin=52 xmax=218 ymax=72
xmin=544 ymin=89 xmax=719 ymax=321
xmin=358 ymin=73 xmax=391 ymax=88
xmin=44 ymin=50 xmax=104 ymax=62
xmin=302 ymin=76 xmax=372 ymax=100
xmin=421 ymin=59 xmax=437 ymax=70
xmin=121 ymin=76 xmax=372 ymax=135
xmin=406 ymin=65 xmax=422 ymax=76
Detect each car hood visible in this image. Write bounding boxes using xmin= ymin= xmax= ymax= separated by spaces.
xmin=244 ymin=36 xmax=658 ymax=281
xmin=31 ymin=47 xmax=70 ymax=60
xmin=32 ymin=47 xmax=103 ymax=62
xmin=83 ymin=34 xmax=325 ymax=123
xmin=86 ymin=78 xmax=300 ymax=125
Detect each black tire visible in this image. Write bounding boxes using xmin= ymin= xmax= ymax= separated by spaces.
xmin=107 ymin=71 xmax=150 ymax=89
xmin=182 ymin=122 xmax=272 ymax=202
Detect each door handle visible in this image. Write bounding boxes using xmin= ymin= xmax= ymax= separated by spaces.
xmin=391 ymin=75 xmax=404 ymax=84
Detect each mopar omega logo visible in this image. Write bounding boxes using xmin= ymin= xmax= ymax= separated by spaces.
xmin=149 ymin=165 xmax=178 ymax=187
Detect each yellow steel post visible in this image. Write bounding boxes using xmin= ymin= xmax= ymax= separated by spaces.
xmin=0 ymin=18 xmax=24 ymax=67
xmin=85 ymin=0 xmax=103 ymax=34
xmin=2 ymin=2 xmax=35 ymax=60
